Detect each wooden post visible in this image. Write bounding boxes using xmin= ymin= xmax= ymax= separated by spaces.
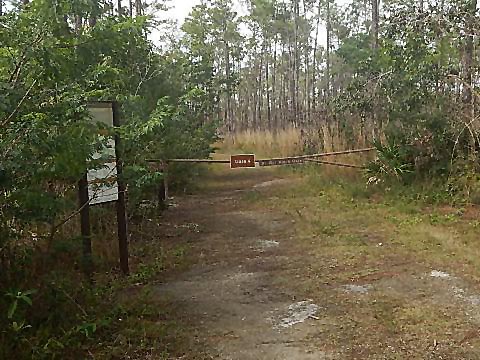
xmin=112 ymin=102 xmax=129 ymax=275
xmin=163 ymin=162 xmax=169 ymax=202
xmin=155 ymin=161 xmax=168 ymax=209
xmin=78 ymin=173 xmax=93 ymax=278
xmin=158 ymin=180 xmax=166 ymax=204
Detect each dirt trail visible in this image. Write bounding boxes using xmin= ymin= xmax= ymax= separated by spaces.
xmin=154 ymin=169 xmax=480 ymax=359
xmin=156 ymin=170 xmax=332 ymax=359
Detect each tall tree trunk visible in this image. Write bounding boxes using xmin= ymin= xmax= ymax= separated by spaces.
xmin=75 ymin=15 xmax=83 ymax=33
xmin=371 ymin=0 xmax=381 ymax=139
xmin=223 ymin=18 xmax=232 ymax=132
xmin=89 ymin=0 xmax=99 ymax=27
xmin=258 ymin=44 xmax=264 ymax=130
xmin=225 ymin=45 xmax=232 ymax=131
xmin=289 ymin=43 xmax=296 ymax=126
xmin=266 ymin=38 xmax=272 ymax=130
xmin=464 ymin=0 xmax=477 ymax=154
xmin=312 ymin=0 xmax=322 ymax=115
xmin=464 ymin=0 xmax=477 ymax=106
xmin=326 ymin=0 xmax=331 ymax=102
xmin=272 ymin=33 xmax=278 ymax=131
xmin=293 ymin=0 xmax=300 ymax=126
xmin=135 ymin=0 xmax=142 ymax=16
xmin=372 ymin=0 xmax=379 ymax=49
xmin=303 ymin=0 xmax=310 ymax=127
xmin=281 ymin=43 xmax=288 ymax=129
xmin=252 ymin=30 xmax=258 ymax=129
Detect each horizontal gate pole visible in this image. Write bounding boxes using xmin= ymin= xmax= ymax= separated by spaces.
xmin=256 ymin=148 xmax=376 ymax=167
xmin=147 ymin=159 xmax=231 ymax=164
xmin=257 ymin=147 xmax=376 ymax=163
xmin=305 ymin=159 xmax=366 ymax=169
xmin=145 ymin=148 xmax=376 ymax=165
xmin=312 ymin=147 xmax=376 ymax=156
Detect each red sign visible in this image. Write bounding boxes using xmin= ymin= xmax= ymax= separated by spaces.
xmin=230 ymin=154 xmax=256 ymax=169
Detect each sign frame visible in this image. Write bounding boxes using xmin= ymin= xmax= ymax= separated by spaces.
xmin=78 ymin=101 xmax=129 ymax=276
xmin=86 ymin=102 xmax=119 ymax=205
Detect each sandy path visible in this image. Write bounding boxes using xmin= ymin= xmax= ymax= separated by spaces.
xmin=155 ymin=170 xmax=333 ymax=359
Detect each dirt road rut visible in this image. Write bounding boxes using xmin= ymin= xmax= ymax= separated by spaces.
xmin=157 ymin=171 xmax=332 ymax=359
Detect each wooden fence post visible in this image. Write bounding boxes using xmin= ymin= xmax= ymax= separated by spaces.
xmin=78 ymin=173 xmax=93 ymax=278
xmin=163 ymin=161 xmax=169 ymax=202
xmin=112 ymin=102 xmax=129 ymax=275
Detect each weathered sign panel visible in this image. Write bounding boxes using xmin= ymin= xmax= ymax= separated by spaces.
xmin=231 ymin=154 xmax=256 ymax=169
xmin=258 ymin=158 xmax=305 ymax=167
xmin=87 ymin=103 xmax=119 ymax=205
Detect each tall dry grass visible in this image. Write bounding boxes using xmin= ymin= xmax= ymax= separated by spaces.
xmin=222 ymin=127 xmax=303 ymax=158
xmin=222 ymin=124 xmax=372 ymax=158
xmin=220 ymin=126 xmax=376 ymax=178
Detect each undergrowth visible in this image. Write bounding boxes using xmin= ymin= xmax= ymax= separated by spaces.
xmin=299 ymin=163 xmax=461 ymax=208
xmin=0 ymin=207 xmax=191 ymax=359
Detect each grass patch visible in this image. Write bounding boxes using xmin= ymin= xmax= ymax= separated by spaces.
xmin=91 ymin=290 xmax=197 ymax=359
xmin=244 ymin=163 xmax=480 ymax=286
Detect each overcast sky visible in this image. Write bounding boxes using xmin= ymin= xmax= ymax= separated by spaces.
xmin=157 ymin=0 xmax=350 ymax=47
xmin=153 ymin=0 xmax=246 ymax=44
xmin=164 ymin=0 xmax=246 ymax=25
xmin=165 ymin=0 xmax=202 ymax=24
